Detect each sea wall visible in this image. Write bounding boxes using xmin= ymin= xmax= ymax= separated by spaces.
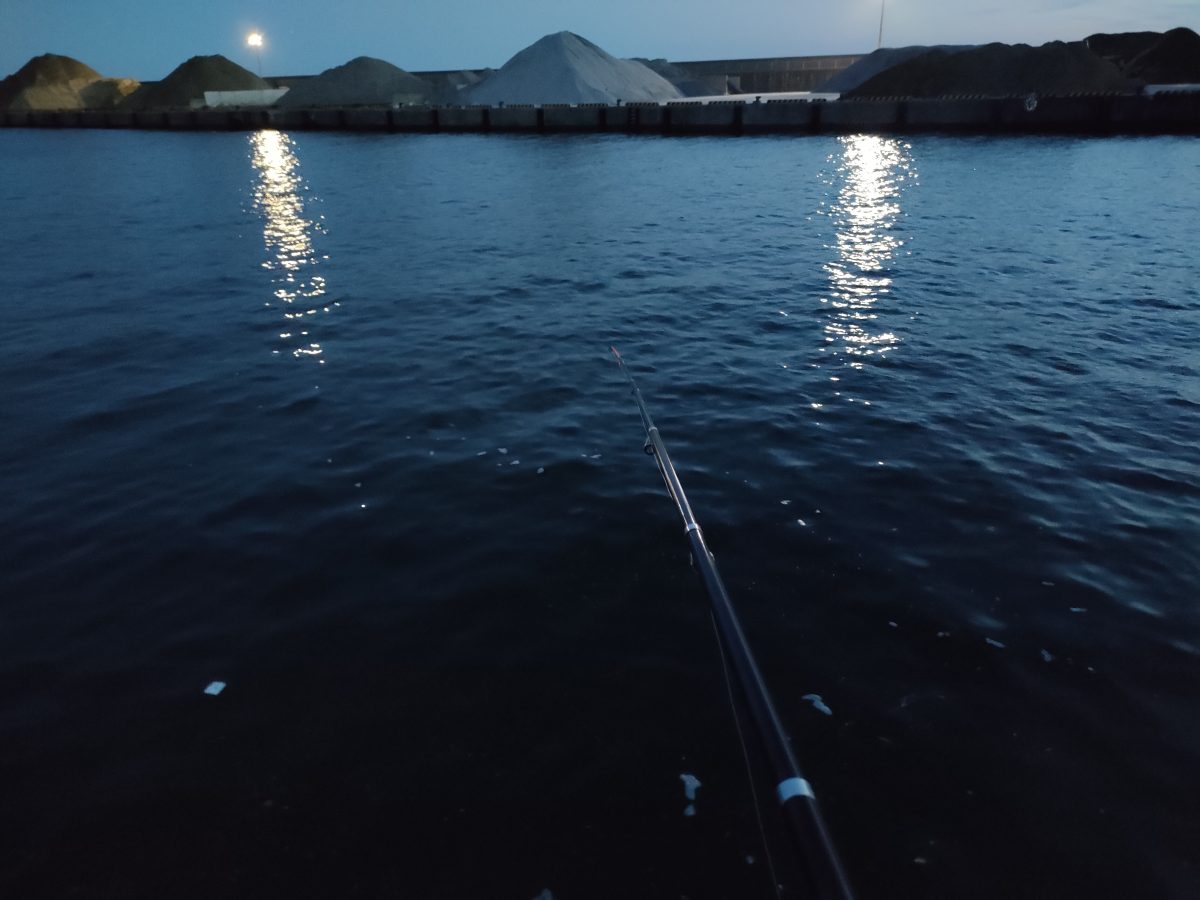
xmin=2 ymin=94 xmax=1197 ymax=135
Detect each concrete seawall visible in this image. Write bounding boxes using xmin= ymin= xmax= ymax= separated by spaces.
xmin=3 ymin=94 xmax=1198 ymax=135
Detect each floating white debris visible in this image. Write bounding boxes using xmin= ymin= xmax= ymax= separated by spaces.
xmin=1069 ymin=607 xmax=1088 ymax=614
xmin=680 ymin=773 xmax=701 ymax=800
xmin=537 ymin=467 xmax=545 ymax=475
xmin=780 ymin=500 xmax=791 ymax=506
xmin=498 ymin=448 xmax=508 ymax=454
xmin=746 ymin=854 xmax=756 ymax=865
xmin=354 ymin=482 xmax=361 ymax=488
xmin=937 ymin=631 xmax=950 ymax=638
xmin=888 ymin=621 xmax=899 ymax=628
xmin=476 ymin=450 xmax=488 ymax=457
xmin=683 ymin=804 xmax=696 ymax=817
xmin=590 ymin=454 xmax=602 ymax=459
xmin=1041 ymin=649 xmax=1054 ymax=662
xmin=797 ymin=519 xmax=807 ymax=526
xmin=1041 ymin=581 xmax=1056 ymax=587
xmin=986 ymin=637 xmax=1006 ymax=649
xmin=204 ymin=681 xmax=226 ymax=696
xmin=778 ymin=310 xmax=789 ymax=317
xmin=802 ymin=693 xmax=832 ymax=716
xmin=510 ymin=459 xmax=520 ymax=466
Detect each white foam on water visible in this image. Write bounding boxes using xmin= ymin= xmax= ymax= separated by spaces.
xmin=986 ymin=637 xmax=1006 ymax=649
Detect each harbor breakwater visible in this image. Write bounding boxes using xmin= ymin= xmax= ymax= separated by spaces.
xmin=3 ymin=94 xmax=1198 ymax=135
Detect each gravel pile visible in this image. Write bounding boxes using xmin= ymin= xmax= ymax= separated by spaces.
xmin=467 ymin=32 xmax=681 ymax=106
xmin=277 ymin=56 xmax=431 ymax=107
xmin=1121 ymin=28 xmax=1200 ymax=83
xmin=816 ymin=46 xmax=973 ymax=93
xmin=0 ymin=54 xmax=137 ymax=110
xmin=846 ymin=41 xmax=1133 ymax=98
xmin=123 ymin=55 xmax=267 ymax=110
xmin=1083 ymin=31 xmax=1162 ymax=69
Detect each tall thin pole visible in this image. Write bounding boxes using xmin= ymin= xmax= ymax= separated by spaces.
xmin=877 ymin=0 xmax=887 ymax=49
xmin=611 ymin=347 xmax=854 ymax=900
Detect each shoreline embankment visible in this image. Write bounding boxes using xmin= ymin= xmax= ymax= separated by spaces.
xmin=3 ymin=94 xmax=1198 ymax=136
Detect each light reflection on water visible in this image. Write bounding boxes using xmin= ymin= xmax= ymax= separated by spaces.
xmin=821 ymin=135 xmax=914 ymax=370
xmin=250 ymin=130 xmax=334 ymax=362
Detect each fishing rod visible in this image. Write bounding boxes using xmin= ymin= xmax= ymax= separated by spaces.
xmin=611 ymin=347 xmax=853 ymax=900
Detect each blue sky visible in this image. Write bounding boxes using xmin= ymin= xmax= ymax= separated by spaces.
xmin=2 ymin=0 xmax=1195 ymax=80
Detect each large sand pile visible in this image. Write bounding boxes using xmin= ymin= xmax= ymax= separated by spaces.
xmin=0 ymin=54 xmax=136 ymax=110
xmin=277 ymin=56 xmax=431 ymax=107
xmin=846 ymin=41 xmax=1133 ymax=98
xmin=123 ymin=55 xmax=267 ymax=110
xmin=467 ymin=32 xmax=682 ymax=106
xmin=816 ymin=46 xmax=973 ymax=93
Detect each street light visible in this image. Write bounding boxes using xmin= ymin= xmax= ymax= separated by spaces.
xmin=247 ymin=31 xmax=264 ymax=77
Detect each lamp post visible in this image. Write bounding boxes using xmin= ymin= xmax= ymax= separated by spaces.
xmin=247 ymin=32 xmax=264 ymax=77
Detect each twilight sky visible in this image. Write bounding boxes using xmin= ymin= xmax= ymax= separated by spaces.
xmin=2 ymin=0 xmax=1195 ymax=80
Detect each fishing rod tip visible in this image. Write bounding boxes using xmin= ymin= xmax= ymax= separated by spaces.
xmin=610 ymin=346 xmax=622 ymax=361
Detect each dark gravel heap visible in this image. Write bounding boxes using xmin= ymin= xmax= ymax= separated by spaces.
xmin=1122 ymin=28 xmax=1200 ymax=83
xmin=277 ymin=56 xmax=431 ymax=108
xmin=846 ymin=41 xmax=1133 ymax=98
xmin=816 ymin=46 xmax=973 ymax=93
xmin=1083 ymin=31 xmax=1162 ymax=68
xmin=123 ymin=55 xmax=267 ymax=110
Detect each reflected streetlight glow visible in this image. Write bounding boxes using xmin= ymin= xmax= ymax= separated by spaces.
xmin=250 ymin=130 xmax=334 ymax=362
xmin=820 ymin=134 xmax=914 ymax=370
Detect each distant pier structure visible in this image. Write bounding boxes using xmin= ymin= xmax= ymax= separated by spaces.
xmin=667 ymin=54 xmax=863 ymax=94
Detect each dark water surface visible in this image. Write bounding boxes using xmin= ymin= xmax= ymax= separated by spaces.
xmin=1 ymin=129 xmax=1198 ymax=899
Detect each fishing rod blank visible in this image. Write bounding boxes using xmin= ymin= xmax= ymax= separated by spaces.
xmin=611 ymin=347 xmax=853 ymax=900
